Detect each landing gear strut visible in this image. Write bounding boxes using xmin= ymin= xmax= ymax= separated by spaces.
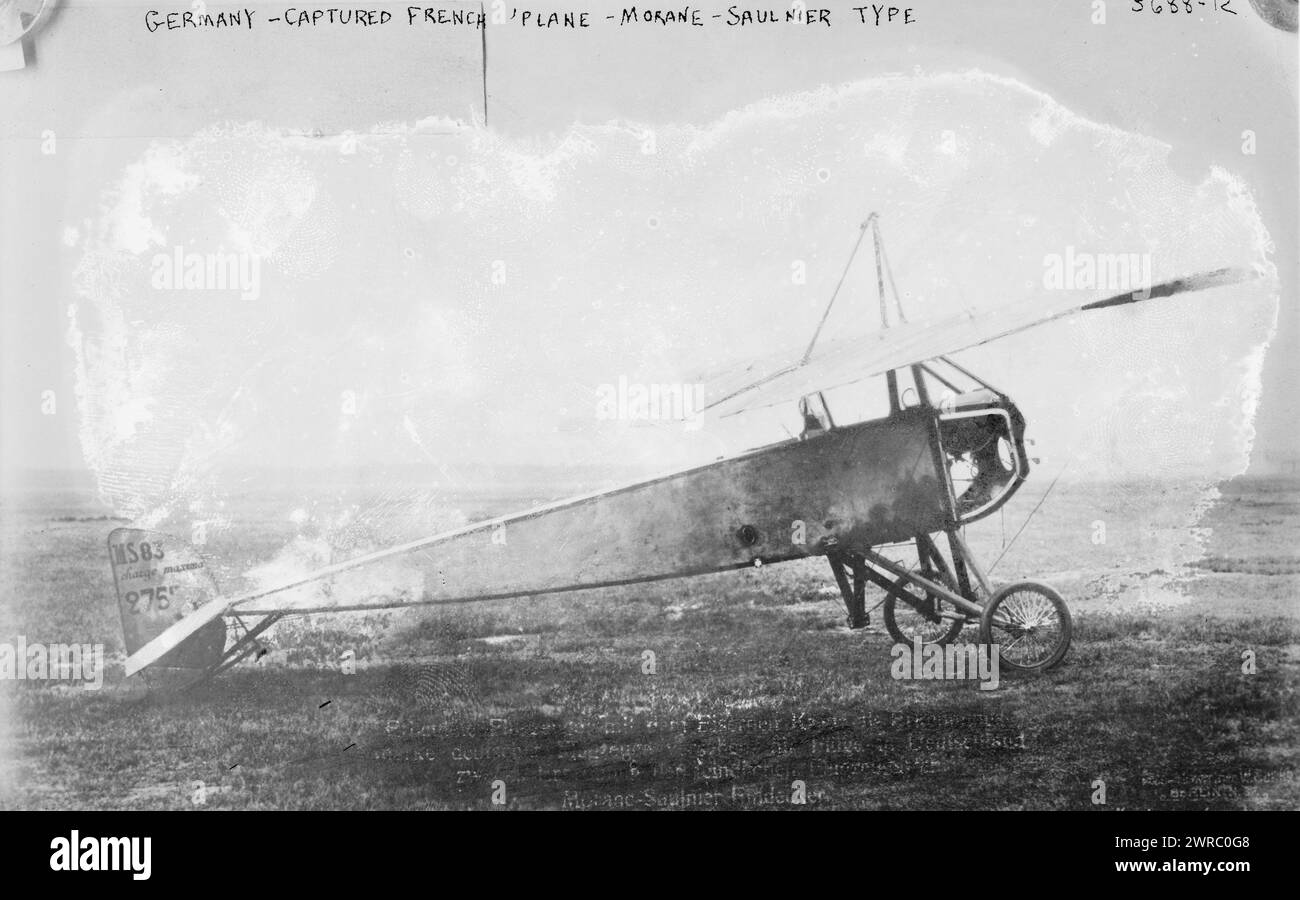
xmin=827 ymin=550 xmax=870 ymax=629
xmin=826 ymin=528 xmax=1073 ymax=673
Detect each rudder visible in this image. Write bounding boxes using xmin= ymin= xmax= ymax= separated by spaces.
xmin=108 ymin=528 xmax=227 ymax=669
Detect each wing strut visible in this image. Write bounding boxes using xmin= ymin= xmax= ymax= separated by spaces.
xmin=870 ymin=215 xmax=924 ymax=409
xmin=802 ymin=216 xmax=873 ymax=364
xmin=800 ymin=213 xmax=929 ymax=415
xmin=877 ymin=219 xmax=909 ymax=326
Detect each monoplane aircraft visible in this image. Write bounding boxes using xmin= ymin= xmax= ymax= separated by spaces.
xmin=114 ymin=214 xmax=1258 ymax=680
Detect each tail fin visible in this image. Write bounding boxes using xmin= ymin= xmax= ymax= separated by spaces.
xmin=109 ymin=528 xmax=227 ymax=670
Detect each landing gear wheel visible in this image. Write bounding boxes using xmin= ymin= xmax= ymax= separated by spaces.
xmin=978 ymin=581 xmax=1072 ymax=672
xmin=883 ymin=572 xmax=966 ymax=648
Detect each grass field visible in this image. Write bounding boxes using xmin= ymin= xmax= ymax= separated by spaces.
xmin=0 ymin=471 xmax=1296 ymax=810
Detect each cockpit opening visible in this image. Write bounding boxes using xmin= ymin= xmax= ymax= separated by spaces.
xmin=938 ymin=390 xmax=1028 ymax=523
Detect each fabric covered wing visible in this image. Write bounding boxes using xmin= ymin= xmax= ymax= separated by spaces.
xmin=698 ymin=267 xmax=1259 ymax=418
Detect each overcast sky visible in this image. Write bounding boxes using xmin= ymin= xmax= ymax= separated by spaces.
xmin=2 ymin=1 xmax=1295 ymax=518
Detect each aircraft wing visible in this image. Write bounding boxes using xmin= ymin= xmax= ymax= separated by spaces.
xmin=698 ymin=266 xmax=1261 ymax=418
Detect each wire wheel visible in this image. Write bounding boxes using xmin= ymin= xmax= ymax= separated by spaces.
xmin=978 ymin=581 xmax=1072 ymax=672
xmin=883 ymin=572 xmax=967 ymax=648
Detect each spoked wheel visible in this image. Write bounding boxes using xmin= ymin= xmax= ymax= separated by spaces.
xmin=883 ymin=572 xmax=967 ymax=648
xmin=978 ymin=581 xmax=1073 ymax=672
